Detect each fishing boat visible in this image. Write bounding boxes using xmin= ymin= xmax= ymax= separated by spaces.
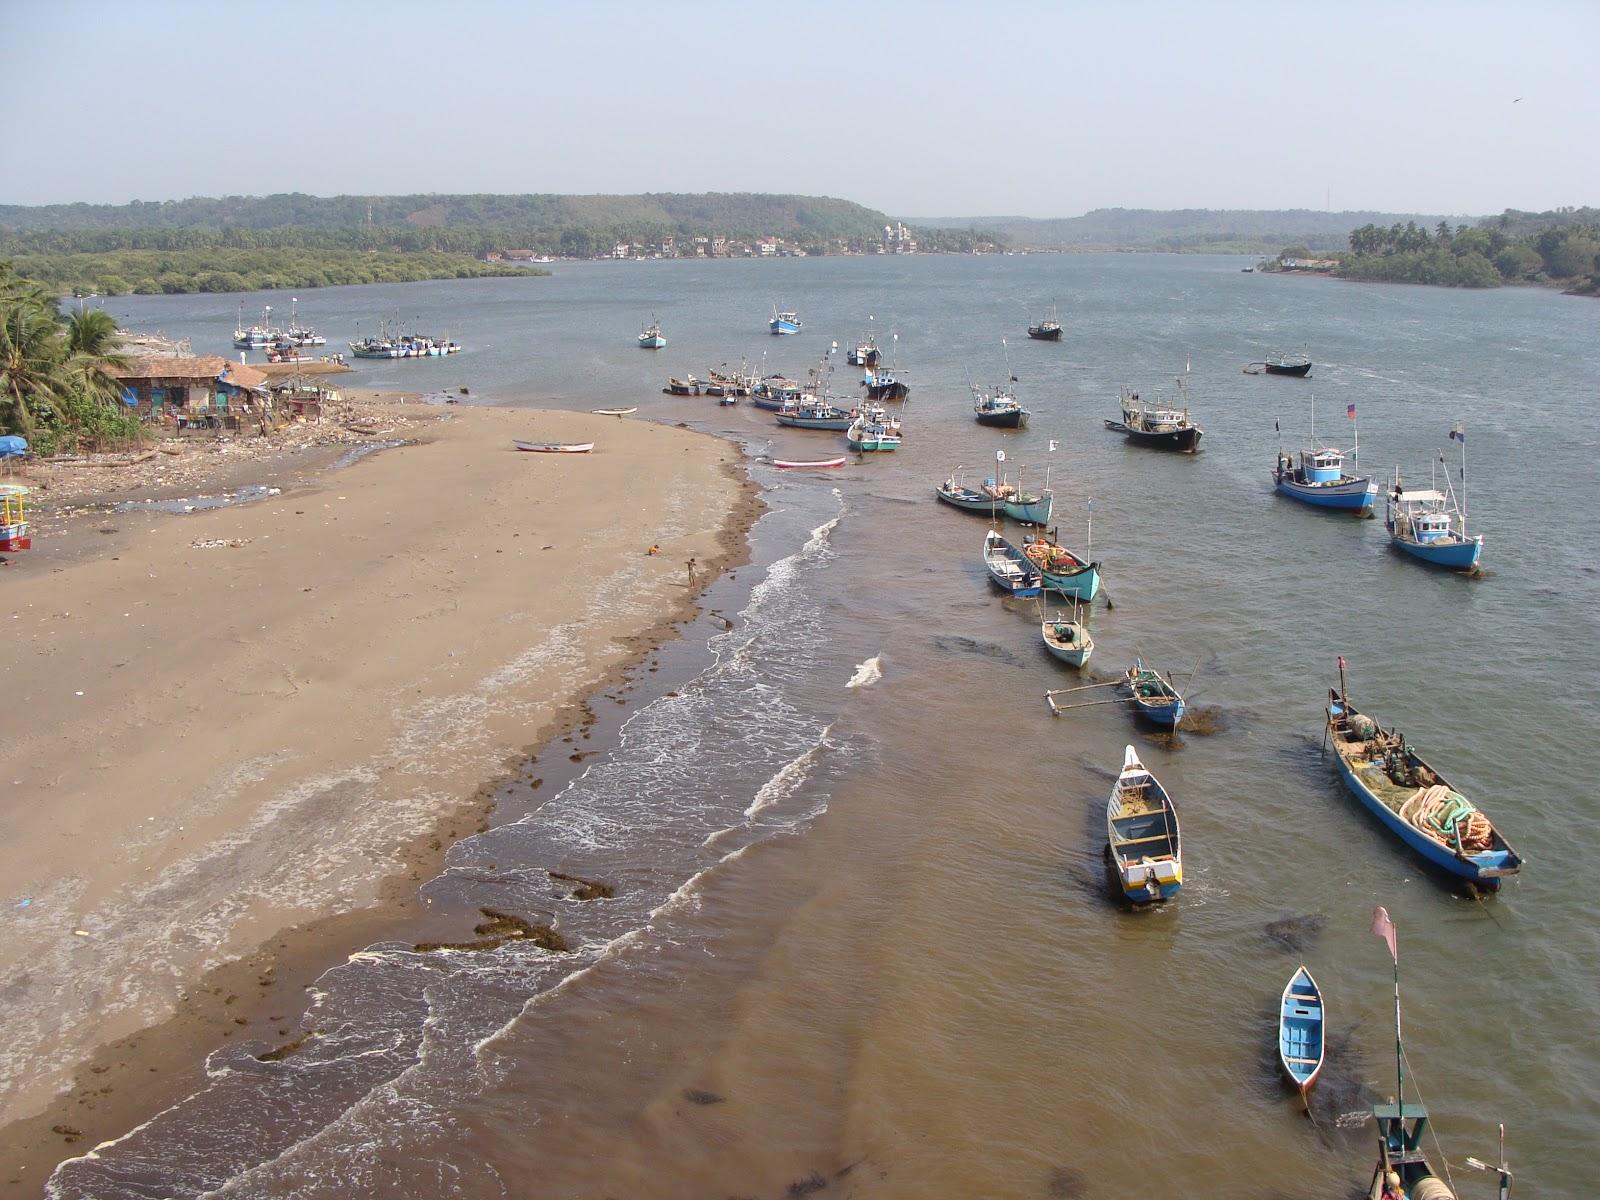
xmin=1021 ymin=532 xmax=1100 ymax=600
xmin=282 ymin=300 xmax=325 ymax=346
xmin=1 ymin=484 xmax=32 ymax=552
xmin=847 ymin=333 xmax=879 ymax=366
xmin=514 ymin=440 xmax=594 ymax=453
xmin=973 ymin=383 xmax=1029 ymax=428
xmin=769 ymin=307 xmax=802 ymax=335
xmin=1106 ymin=746 xmax=1183 ymax=904
xmin=862 ymin=366 xmax=909 ymax=402
xmin=980 ymin=476 xmax=1052 ymax=524
xmin=1385 ymin=432 xmax=1481 ymax=571
xmin=662 ymin=375 xmax=701 ymax=396
xmin=1274 ymin=399 xmax=1377 ymax=512
xmin=1125 ymin=659 xmax=1186 ymax=727
xmin=591 ymin=407 xmax=638 ymax=417
xmin=637 ymin=317 xmax=666 ymax=349
xmin=707 ymin=361 xmax=758 ymax=397
xmin=981 ymin=529 xmax=1042 ymax=597
xmin=1278 ymin=966 xmax=1325 ymax=1096
xmin=1041 ymin=603 xmax=1093 ymax=667
xmin=1026 ymin=305 xmax=1063 ymax=341
xmin=846 ymin=409 xmax=902 ymax=452
xmin=751 ymin=376 xmax=804 ymax=410
xmin=935 ymin=470 xmax=1000 ymax=514
xmin=1105 ymin=379 xmax=1203 ymax=453
xmin=233 ymin=304 xmax=276 ymax=348
xmin=775 ymin=396 xmax=854 ymax=430
xmin=1264 ymin=348 xmax=1313 ymax=377
xmin=773 ymin=455 xmax=847 ymax=470
xmin=349 ymin=334 xmax=401 ymax=359
xmin=265 ymin=342 xmax=315 ymax=364
xmin=1324 ymin=668 xmax=1522 ymax=888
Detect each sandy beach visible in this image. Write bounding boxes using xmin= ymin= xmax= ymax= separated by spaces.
xmin=0 ymin=403 xmax=755 ymax=1183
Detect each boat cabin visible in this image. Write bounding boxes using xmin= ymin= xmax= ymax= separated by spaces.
xmin=1282 ymin=447 xmax=1345 ymax=483
xmin=1388 ymin=489 xmax=1453 ymax=542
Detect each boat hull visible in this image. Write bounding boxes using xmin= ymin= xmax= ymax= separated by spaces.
xmin=983 ymin=532 xmax=1042 ymax=597
xmin=1107 ymin=748 xmax=1182 ymax=904
xmin=770 ymin=320 xmax=801 ymax=335
xmin=1264 ymin=361 xmax=1312 ymax=377
xmin=1276 ymin=474 xmax=1378 ymax=511
xmin=865 ymin=380 xmax=909 ymax=401
xmin=1042 ymin=623 xmax=1093 ymax=667
xmin=1003 ymin=495 xmax=1053 ymax=525
xmin=848 ymin=435 xmax=901 ymax=452
xmin=1026 ymin=326 xmax=1063 ymax=341
xmin=935 ymin=487 xmax=998 ymax=514
xmin=638 ymin=336 xmax=666 ymax=349
xmin=1387 ymin=533 xmax=1483 ymax=571
xmin=1106 ymin=420 xmax=1202 ymax=453
xmin=1279 ymin=968 xmax=1325 ymax=1094
xmin=976 ymin=409 xmax=1028 ymax=429
xmin=776 ymin=413 xmax=853 ymax=431
xmin=1040 ymin=562 xmax=1100 ymax=601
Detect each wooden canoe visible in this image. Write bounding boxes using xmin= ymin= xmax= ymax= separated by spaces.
xmin=1278 ymin=965 xmax=1325 ymax=1095
xmin=514 ymin=440 xmax=594 ymax=453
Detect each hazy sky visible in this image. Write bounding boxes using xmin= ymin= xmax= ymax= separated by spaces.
xmin=3 ymin=0 xmax=1596 ymax=217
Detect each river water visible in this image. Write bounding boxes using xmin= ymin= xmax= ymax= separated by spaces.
xmin=48 ymin=256 xmax=1600 ymax=1197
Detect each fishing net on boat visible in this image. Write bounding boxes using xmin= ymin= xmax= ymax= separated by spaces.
xmin=1400 ymin=785 xmax=1494 ymax=852
xmin=1349 ymin=714 xmax=1378 ymax=740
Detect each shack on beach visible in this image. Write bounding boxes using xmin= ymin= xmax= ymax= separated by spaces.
xmin=109 ymin=356 xmax=270 ymax=430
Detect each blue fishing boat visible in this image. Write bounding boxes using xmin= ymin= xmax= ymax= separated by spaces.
xmin=1325 ymin=674 xmax=1522 ymax=889
xmin=982 ymin=529 xmax=1042 ymax=597
xmin=1274 ymin=400 xmax=1376 ymax=511
xmin=769 ymin=307 xmax=802 ymax=335
xmin=637 ymin=316 xmax=666 ymax=349
xmin=1106 ymin=746 xmax=1183 ymax=904
xmin=1278 ymin=966 xmax=1325 ymax=1096
xmin=1385 ymin=432 xmax=1481 ymax=571
xmin=1021 ymin=533 xmax=1100 ymax=600
xmin=1125 ymin=659 xmax=1185 ymax=727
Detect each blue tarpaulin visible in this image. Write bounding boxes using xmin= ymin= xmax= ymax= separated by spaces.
xmin=0 ymin=435 xmax=28 ymax=459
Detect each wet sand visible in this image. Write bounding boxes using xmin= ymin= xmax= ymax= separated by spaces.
xmin=0 ymin=403 xmax=757 ymax=1188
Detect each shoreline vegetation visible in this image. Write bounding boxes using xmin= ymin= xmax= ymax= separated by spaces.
xmin=1262 ymin=206 xmax=1600 ymax=295
xmin=0 ymin=400 xmax=761 ymax=1190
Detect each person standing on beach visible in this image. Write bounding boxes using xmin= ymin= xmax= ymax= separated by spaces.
xmin=686 ymin=557 xmax=697 ymax=587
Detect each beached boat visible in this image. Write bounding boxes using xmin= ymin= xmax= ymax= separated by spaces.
xmin=982 ymin=529 xmax=1042 ymax=597
xmin=662 ymin=375 xmax=701 ymax=396
xmin=1385 ymin=434 xmax=1481 ymax=571
xmin=776 ymin=397 xmax=855 ymax=430
xmin=514 ymin=440 xmax=594 ymax=453
xmin=1106 ymin=746 xmax=1183 ymax=904
xmin=770 ymin=307 xmax=802 ymax=335
xmin=707 ymin=362 xmax=759 ymax=397
xmin=1 ymin=483 xmax=32 ymax=552
xmin=1021 ymin=532 xmax=1100 ymax=600
xmin=1027 ymin=305 xmax=1063 ymax=341
xmin=1325 ymin=676 xmax=1522 ymax=888
xmin=1125 ymin=659 xmax=1186 ymax=727
xmin=1279 ymin=966 xmax=1325 ymax=1096
xmin=1263 ymin=348 xmax=1312 ymax=377
xmin=1105 ymin=380 xmax=1202 ymax=452
xmin=265 ymin=343 xmax=315 ymax=364
xmin=1041 ymin=604 xmax=1093 ymax=667
xmin=591 ymin=407 xmax=638 ymax=417
xmin=773 ymin=456 xmax=846 ymax=469
xmin=1275 ymin=399 xmax=1377 ymax=512
xmin=638 ymin=317 xmax=666 ymax=349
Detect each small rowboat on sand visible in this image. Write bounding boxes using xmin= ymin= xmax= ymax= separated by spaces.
xmin=1278 ymin=965 xmax=1325 ymax=1096
xmin=514 ymin=440 xmax=594 ymax=453
xmin=773 ymin=456 xmax=846 ymax=469
xmin=591 ymin=407 xmax=638 ymax=417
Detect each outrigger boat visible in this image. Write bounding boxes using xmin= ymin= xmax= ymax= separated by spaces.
xmin=1046 ymin=660 xmax=1193 ymax=729
xmin=1 ymin=484 xmax=32 ymax=552
xmin=1274 ymin=398 xmax=1377 ymax=512
xmin=982 ymin=529 xmax=1042 ymax=597
xmin=514 ymin=440 xmax=594 ymax=453
xmin=1040 ymin=600 xmax=1094 ymax=667
xmin=1106 ymin=746 xmax=1183 ymax=904
xmin=1106 ymin=376 xmax=1203 ymax=453
xmin=1325 ymin=661 xmax=1521 ymax=889
xmin=769 ymin=307 xmax=802 ymax=335
xmin=1385 ymin=430 xmax=1482 ymax=572
xmin=1278 ymin=966 xmax=1325 ymax=1096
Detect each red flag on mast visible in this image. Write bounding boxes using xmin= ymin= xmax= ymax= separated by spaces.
xmin=1372 ymin=905 xmax=1398 ymax=963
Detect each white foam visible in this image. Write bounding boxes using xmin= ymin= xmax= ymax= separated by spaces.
xmin=846 ymin=655 xmax=883 ymax=689
xmin=745 ymin=723 xmax=833 ymax=818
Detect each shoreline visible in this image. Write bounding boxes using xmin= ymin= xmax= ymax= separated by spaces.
xmin=0 ymin=402 xmax=762 ymax=1192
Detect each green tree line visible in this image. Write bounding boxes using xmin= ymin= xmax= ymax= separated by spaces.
xmin=1334 ymin=211 xmax=1600 ymax=291
xmin=1 ymin=261 xmax=145 ymax=453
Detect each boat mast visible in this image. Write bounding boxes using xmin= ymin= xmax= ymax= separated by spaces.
xmin=1457 ymin=424 xmax=1468 ymax=537
xmin=1373 ymin=906 xmax=1404 ymax=1127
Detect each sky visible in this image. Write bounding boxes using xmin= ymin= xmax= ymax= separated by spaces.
xmin=2 ymin=0 xmax=1596 ymax=217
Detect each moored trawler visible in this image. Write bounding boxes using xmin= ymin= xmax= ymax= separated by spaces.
xmin=1263 ymin=348 xmax=1312 ymax=376
xmin=1105 ymin=379 xmax=1202 ymax=452
xmin=973 ymin=383 xmax=1029 ymax=428
xmin=638 ymin=316 xmax=666 ymax=349
xmin=349 ymin=328 xmax=461 ymax=359
xmin=1027 ymin=305 xmax=1063 ymax=341
xmin=769 ymin=307 xmax=802 ymax=335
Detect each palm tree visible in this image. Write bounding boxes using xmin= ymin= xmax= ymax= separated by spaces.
xmin=0 ymin=285 xmax=68 ymax=437
xmin=64 ymin=307 xmax=131 ymax=409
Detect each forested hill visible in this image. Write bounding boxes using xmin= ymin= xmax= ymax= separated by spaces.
xmin=0 ymin=192 xmax=895 ymax=241
xmin=910 ymin=208 xmax=1460 ymax=253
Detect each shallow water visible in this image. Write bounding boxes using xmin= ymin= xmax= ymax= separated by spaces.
xmin=48 ymin=257 xmax=1600 ymax=1197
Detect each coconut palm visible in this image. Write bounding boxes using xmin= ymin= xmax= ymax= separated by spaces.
xmin=64 ymin=307 xmax=131 ymax=409
xmin=0 ymin=284 xmax=68 ymax=437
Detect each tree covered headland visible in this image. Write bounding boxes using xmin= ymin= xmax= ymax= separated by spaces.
xmin=1331 ymin=208 xmax=1600 ymax=292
